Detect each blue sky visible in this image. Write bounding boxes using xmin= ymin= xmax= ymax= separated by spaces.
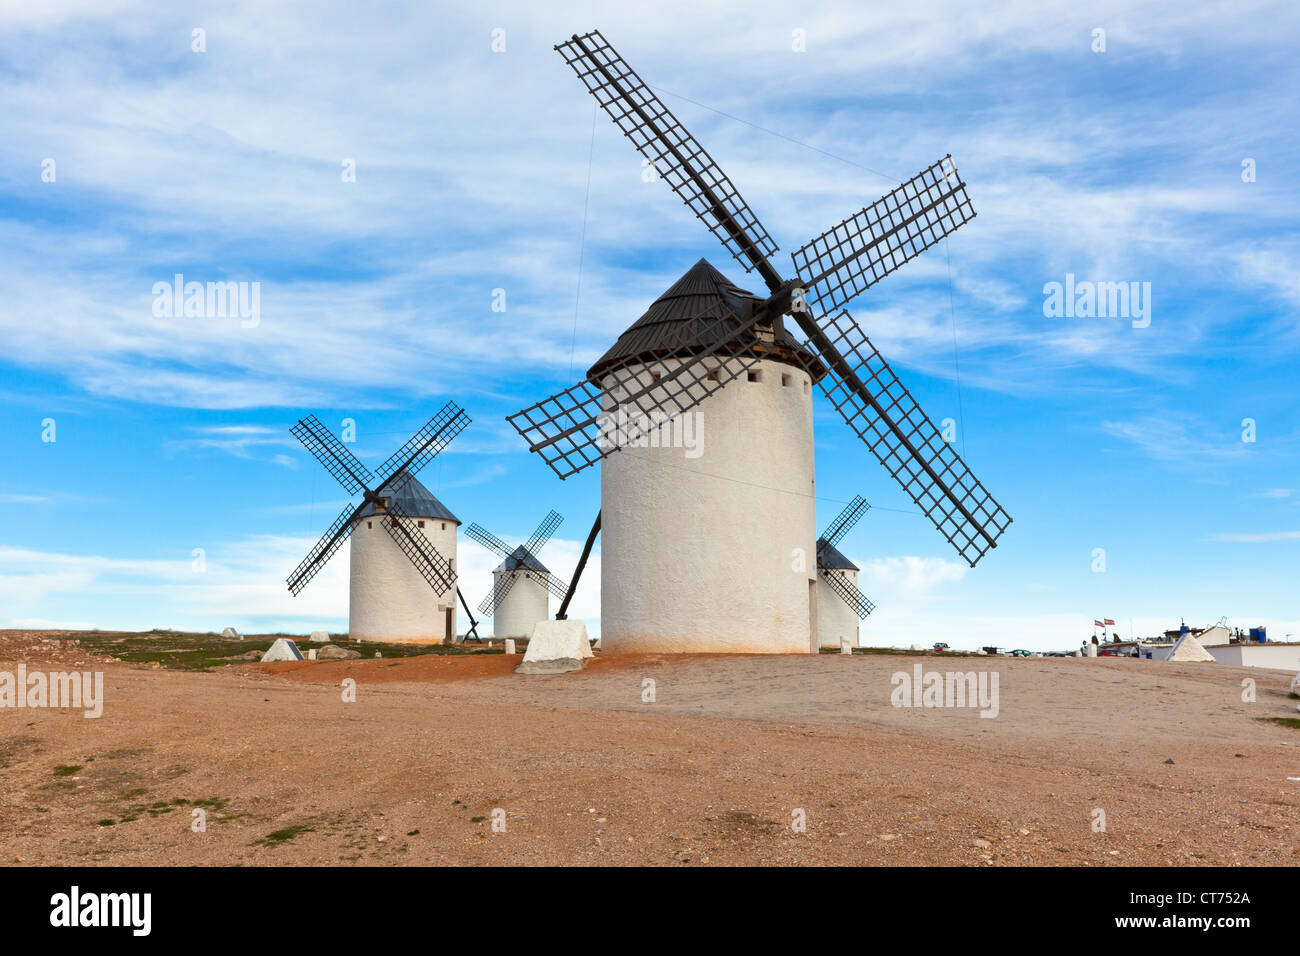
xmin=1 ymin=0 xmax=1298 ymax=649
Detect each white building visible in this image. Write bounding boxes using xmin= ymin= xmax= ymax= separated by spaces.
xmin=816 ymin=540 xmax=860 ymax=650
xmin=1206 ymin=642 xmax=1300 ymax=671
xmin=597 ymin=259 xmax=821 ymax=653
xmin=349 ymin=477 xmax=460 ymax=644
xmin=490 ymin=546 xmax=551 ymax=640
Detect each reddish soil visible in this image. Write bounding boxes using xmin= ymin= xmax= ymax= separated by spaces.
xmin=2 ymin=631 xmax=1298 ymax=866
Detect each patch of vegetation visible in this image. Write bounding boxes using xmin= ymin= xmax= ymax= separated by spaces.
xmin=53 ymin=764 xmax=82 ymax=777
xmin=817 ymin=646 xmax=981 ymax=657
xmin=1289 ymin=692 xmax=1299 ymax=700
xmin=96 ymin=818 xmax=115 ymax=827
xmin=66 ymin=628 xmax=501 ymax=671
xmin=1258 ymin=717 xmax=1300 ymax=730
xmin=254 ymin=824 xmax=315 ymax=846
xmin=104 ymin=795 xmax=234 ymax=827
xmin=470 ymin=816 xmax=486 ymax=823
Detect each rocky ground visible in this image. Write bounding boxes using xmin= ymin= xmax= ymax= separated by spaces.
xmin=2 ymin=629 xmax=1298 ymax=866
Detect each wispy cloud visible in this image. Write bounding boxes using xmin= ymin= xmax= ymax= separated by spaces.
xmin=1208 ymin=530 xmax=1300 ymax=543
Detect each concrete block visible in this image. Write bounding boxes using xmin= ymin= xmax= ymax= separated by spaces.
xmin=515 ymin=620 xmax=591 ymax=675
xmin=261 ymin=638 xmax=303 ymax=662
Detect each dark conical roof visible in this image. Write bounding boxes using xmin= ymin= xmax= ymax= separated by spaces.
xmin=356 ymin=475 xmax=460 ymax=523
xmin=816 ymin=537 xmax=858 ymax=571
xmin=494 ymin=544 xmax=550 ymax=574
xmin=586 ymin=259 xmax=816 ymax=379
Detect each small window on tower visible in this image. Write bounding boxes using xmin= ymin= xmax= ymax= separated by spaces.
xmin=418 ymin=520 xmax=425 ymax=528
xmin=367 ymin=521 xmax=372 ymax=529
xmin=441 ymin=522 xmax=446 ymax=531
xmin=747 ymin=370 xmax=762 ymax=383
xmin=804 ymin=380 xmax=810 ymax=394
xmin=705 ymin=368 xmax=718 ymax=381
xmin=781 ymin=373 xmax=792 ymax=388
xmin=650 ymin=370 xmax=662 ymax=381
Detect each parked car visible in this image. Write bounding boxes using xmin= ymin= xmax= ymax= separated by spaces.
xmin=933 ymin=642 xmax=950 ymax=651
xmin=1010 ymin=649 xmax=1031 ymax=657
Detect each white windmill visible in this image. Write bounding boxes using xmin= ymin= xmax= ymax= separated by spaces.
xmin=286 ymin=403 xmax=482 ymax=645
xmin=507 ymin=32 xmax=1012 ymax=654
xmin=815 ymin=497 xmax=876 ymax=650
xmin=466 ymin=511 xmax=568 ymax=640
xmin=350 ymin=477 xmax=462 ymax=644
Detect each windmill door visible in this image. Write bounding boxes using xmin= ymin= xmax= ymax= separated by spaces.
xmin=445 ymin=607 xmax=453 ymax=643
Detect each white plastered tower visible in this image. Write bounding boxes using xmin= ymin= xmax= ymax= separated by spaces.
xmin=349 ymin=477 xmax=460 ymax=644
xmin=597 ymin=259 xmax=821 ymax=653
xmin=491 ymin=547 xmax=551 ymax=640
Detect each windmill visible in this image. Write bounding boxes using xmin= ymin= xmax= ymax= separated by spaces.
xmin=815 ymin=495 xmax=876 ymax=650
xmin=507 ymin=31 xmax=1012 ymax=653
xmin=465 ymin=510 xmax=570 ymax=640
xmin=286 ymin=401 xmax=482 ymax=644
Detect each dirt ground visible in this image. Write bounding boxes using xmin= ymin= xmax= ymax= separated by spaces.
xmin=2 ymin=629 xmax=1298 ymax=866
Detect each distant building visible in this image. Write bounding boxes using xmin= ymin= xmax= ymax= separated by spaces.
xmin=1206 ymin=643 xmax=1300 ymax=671
xmin=1161 ymin=623 xmax=1232 ymax=647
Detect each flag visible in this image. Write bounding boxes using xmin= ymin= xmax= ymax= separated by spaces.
xmin=1094 ymin=620 xmax=1104 ymax=627
xmin=1104 ymin=619 xmax=1115 ymax=626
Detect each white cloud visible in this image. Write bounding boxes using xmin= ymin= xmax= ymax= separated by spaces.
xmin=1209 ymin=530 xmax=1300 ymax=543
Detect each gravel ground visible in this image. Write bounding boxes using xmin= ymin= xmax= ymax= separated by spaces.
xmin=2 ymin=630 xmax=1298 ymax=866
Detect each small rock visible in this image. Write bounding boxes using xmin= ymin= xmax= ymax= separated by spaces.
xmin=1164 ymin=757 xmax=1175 ymax=764
xmin=973 ymin=838 xmax=992 ymax=848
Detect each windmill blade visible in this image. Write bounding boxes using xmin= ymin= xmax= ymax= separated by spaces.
xmin=286 ymin=501 xmax=364 ymax=595
xmin=464 ymin=522 xmax=514 ymax=561
xmin=523 ymin=510 xmax=563 ymax=557
xmin=820 ymin=567 xmax=876 ymax=619
xmin=374 ymin=402 xmax=471 ymax=493
xmin=795 ymin=309 xmax=1011 ymax=567
xmin=791 ymin=155 xmax=976 ymax=316
xmin=819 ymin=495 xmax=870 ymax=551
xmin=383 ymin=504 xmax=454 ymax=595
xmin=555 ymin=30 xmax=780 ymax=281
xmin=290 ymin=415 xmax=375 ymax=495
xmin=507 ymin=300 xmax=766 ymax=479
xmin=478 ymin=569 xmax=520 ymax=616
xmin=541 ymin=571 xmax=570 ymax=603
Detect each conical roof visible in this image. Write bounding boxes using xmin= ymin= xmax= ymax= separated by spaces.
xmin=494 ymin=544 xmax=550 ymax=574
xmin=816 ymin=537 xmax=859 ymax=571
xmin=587 ymin=259 xmax=818 ymax=379
xmin=356 ymin=475 xmax=460 ymax=523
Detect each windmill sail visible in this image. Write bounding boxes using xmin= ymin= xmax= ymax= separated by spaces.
xmin=287 ymin=501 xmax=364 ymax=595
xmin=792 ymin=156 xmax=976 ymax=316
xmin=555 ymin=30 xmax=779 ymax=276
xmin=794 ymin=309 xmax=1011 ymax=566
xmin=290 ymin=415 xmax=375 ymax=495
xmin=285 ymin=403 xmax=469 ymax=595
xmin=383 ymin=504 xmax=455 ymax=595
xmin=507 ymin=297 xmax=769 ymax=480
